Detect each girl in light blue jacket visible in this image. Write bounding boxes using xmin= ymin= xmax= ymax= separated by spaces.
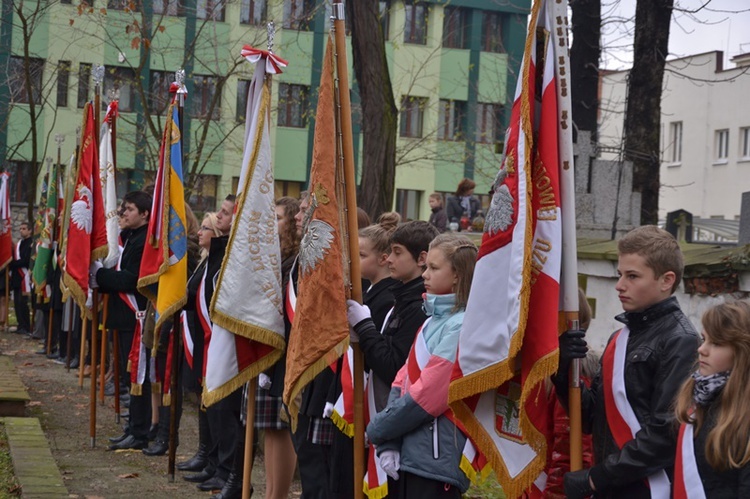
xmin=367 ymin=233 xmax=478 ymax=499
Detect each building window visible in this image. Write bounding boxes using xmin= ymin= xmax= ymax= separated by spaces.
xmin=482 ymin=11 xmax=505 ymax=53
xmin=400 ymin=96 xmax=427 ymax=138
xmin=154 ymin=0 xmax=182 ymax=16
xmin=404 ymin=1 xmax=427 ymax=45
xmin=274 ymin=181 xmax=303 ymax=200
xmin=240 ymin=0 xmax=266 ymax=25
xmin=437 ymin=99 xmax=466 ymax=141
xmin=7 ymin=161 xmax=33 ymax=203
xmin=442 ymin=7 xmax=468 ymax=49
xmin=187 ymin=174 xmax=218 ymax=212
xmin=191 ymin=75 xmax=221 ymax=120
xmin=668 ymin=121 xmax=682 ymax=163
xmin=148 ymin=70 xmax=175 ymax=114
xmin=57 ymin=61 xmax=71 ymax=108
xmin=236 ymin=79 xmax=250 ymax=121
xmin=740 ymin=127 xmax=750 ymax=160
xmin=77 ymin=63 xmax=92 ymax=108
xmin=715 ymin=129 xmax=729 ymax=161
xmin=277 ymin=83 xmax=308 ymax=128
xmin=283 ymin=0 xmax=315 ymax=31
xmin=379 ymin=1 xmax=390 ymax=40
xmin=9 ymin=57 xmax=44 ymax=105
xmin=108 ymin=0 xmax=139 ymax=10
xmin=197 ymin=0 xmax=224 ymax=21
xmin=104 ymin=66 xmax=137 ymax=113
xmin=476 ymin=103 xmax=502 ymax=144
xmin=395 ymin=189 xmax=422 ymax=221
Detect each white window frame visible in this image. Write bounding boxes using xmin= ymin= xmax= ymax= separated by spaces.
xmin=668 ymin=121 xmax=682 ymax=164
xmin=740 ymin=127 xmax=750 ymax=161
xmin=715 ymin=129 xmax=729 ymax=163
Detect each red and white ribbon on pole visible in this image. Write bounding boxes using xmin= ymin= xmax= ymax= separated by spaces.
xmin=241 ymin=45 xmax=288 ymax=75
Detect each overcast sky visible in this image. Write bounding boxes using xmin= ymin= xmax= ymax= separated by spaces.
xmin=600 ymin=0 xmax=750 ymax=70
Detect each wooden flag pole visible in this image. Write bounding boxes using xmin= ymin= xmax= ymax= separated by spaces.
xmin=168 ymin=315 xmax=181 ymax=482
xmin=167 ymin=68 xmax=187 ymax=483
xmin=78 ymin=317 xmax=88 ymax=388
xmin=65 ymin=299 xmax=74 ymax=371
xmin=113 ymin=329 xmax=121 ymax=423
xmin=89 ymin=65 xmax=105 ymax=448
xmin=550 ymin=1 xmax=582 ymax=471
xmin=99 ymin=299 xmax=108 ymax=405
xmin=331 ymin=4 xmax=364 ymax=498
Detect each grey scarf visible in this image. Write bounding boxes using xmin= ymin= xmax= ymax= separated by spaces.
xmin=692 ymin=370 xmax=730 ymax=407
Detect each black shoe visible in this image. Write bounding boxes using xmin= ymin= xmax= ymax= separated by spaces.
xmin=35 ymin=348 xmax=47 ymax=355
xmin=183 ymin=470 xmax=214 ymax=483
xmin=198 ymin=476 xmax=226 ymax=492
xmin=68 ymin=357 xmax=80 ymax=369
xmin=142 ymin=440 xmax=168 ymax=456
xmin=177 ymin=453 xmax=208 ymax=472
xmin=46 ymin=350 xmax=59 ymax=359
xmin=108 ymin=431 xmax=130 ymax=444
xmin=210 ymin=473 xmax=245 ymax=499
xmin=107 ymin=435 xmax=147 ymax=451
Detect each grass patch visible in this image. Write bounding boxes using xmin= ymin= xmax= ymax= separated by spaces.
xmin=0 ymin=422 xmax=21 ymax=498
xmin=464 ymin=473 xmax=506 ymax=499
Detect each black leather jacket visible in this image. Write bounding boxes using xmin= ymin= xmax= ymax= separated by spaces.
xmin=557 ymin=297 xmax=699 ymax=497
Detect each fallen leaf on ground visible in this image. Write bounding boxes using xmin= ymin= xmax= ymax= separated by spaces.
xmin=53 ymin=395 xmax=66 ymax=400
xmin=117 ymin=473 xmax=139 ymax=479
xmin=28 ymin=401 xmax=42 ymax=406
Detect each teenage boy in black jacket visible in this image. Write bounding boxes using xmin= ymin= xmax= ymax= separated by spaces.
xmin=92 ymin=190 xmax=152 ymax=450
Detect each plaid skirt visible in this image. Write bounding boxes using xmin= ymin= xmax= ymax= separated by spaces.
xmin=254 ymin=387 xmax=289 ymax=430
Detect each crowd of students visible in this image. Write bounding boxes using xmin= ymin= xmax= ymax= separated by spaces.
xmin=5 ymin=186 xmax=750 ymax=498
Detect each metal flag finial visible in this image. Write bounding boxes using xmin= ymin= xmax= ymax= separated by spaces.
xmin=267 ymin=21 xmax=275 ymax=53
xmin=55 ymin=134 xmax=65 ymax=148
xmin=93 ymin=65 xmax=105 ymax=87
xmin=46 ymin=156 xmax=53 ymax=167
xmin=176 ymin=69 xmax=185 ymax=87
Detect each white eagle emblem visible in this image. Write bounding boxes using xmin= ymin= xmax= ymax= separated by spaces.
xmin=484 ymin=168 xmax=515 ymax=235
xmin=71 ymin=184 xmax=93 ymax=234
xmin=299 ymin=219 xmax=335 ymax=277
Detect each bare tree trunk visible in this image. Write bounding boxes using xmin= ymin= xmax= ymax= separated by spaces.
xmin=570 ymin=0 xmax=601 ymax=141
xmin=347 ymin=0 xmax=397 ymax=220
xmin=623 ymin=0 xmax=673 ymax=225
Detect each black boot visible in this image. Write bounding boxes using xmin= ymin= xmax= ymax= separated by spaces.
xmin=210 ymin=447 xmax=246 ymax=499
xmin=143 ymin=406 xmax=172 ymax=456
xmin=177 ymin=409 xmax=209 ymax=472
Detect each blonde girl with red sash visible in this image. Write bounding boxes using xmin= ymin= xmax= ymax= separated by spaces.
xmin=366 ymin=233 xmax=479 ymax=499
xmin=674 ymin=301 xmax=750 ymax=498
xmin=176 ymin=213 xmax=221 ymax=474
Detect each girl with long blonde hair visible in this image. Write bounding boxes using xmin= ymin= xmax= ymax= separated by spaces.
xmin=673 ymin=300 xmax=750 ymax=497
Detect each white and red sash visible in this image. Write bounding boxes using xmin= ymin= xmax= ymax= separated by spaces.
xmin=602 ymin=327 xmax=671 ymax=498
xmin=116 ymin=242 xmax=154 ymax=395
xmin=674 ymin=422 xmax=706 ymax=499
xmin=14 ymin=240 xmax=31 ymax=294
xmin=197 ymin=266 xmax=212 ymax=380
xmin=332 ymin=307 xmax=394 ymax=498
xmin=180 ymin=310 xmax=193 ymax=369
xmin=405 ymin=320 xmax=486 ymax=483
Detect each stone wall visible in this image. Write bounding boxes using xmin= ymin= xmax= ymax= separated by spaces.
xmin=9 ymin=203 xmax=32 ymax=242
xmin=574 ymin=131 xmax=641 ymax=239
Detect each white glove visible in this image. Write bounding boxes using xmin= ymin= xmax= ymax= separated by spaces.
xmin=379 ymin=450 xmax=400 ymax=480
xmin=258 ymin=373 xmax=272 ymax=390
xmin=85 ymin=289 xmax=93 ymax=311
xmin=323 ymin=402 xmax=334 ymax=419
xmin=346 ymin=299 xmax=371 ymax=328
xmin=89 ymin=261 xmax=103 ymax=289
